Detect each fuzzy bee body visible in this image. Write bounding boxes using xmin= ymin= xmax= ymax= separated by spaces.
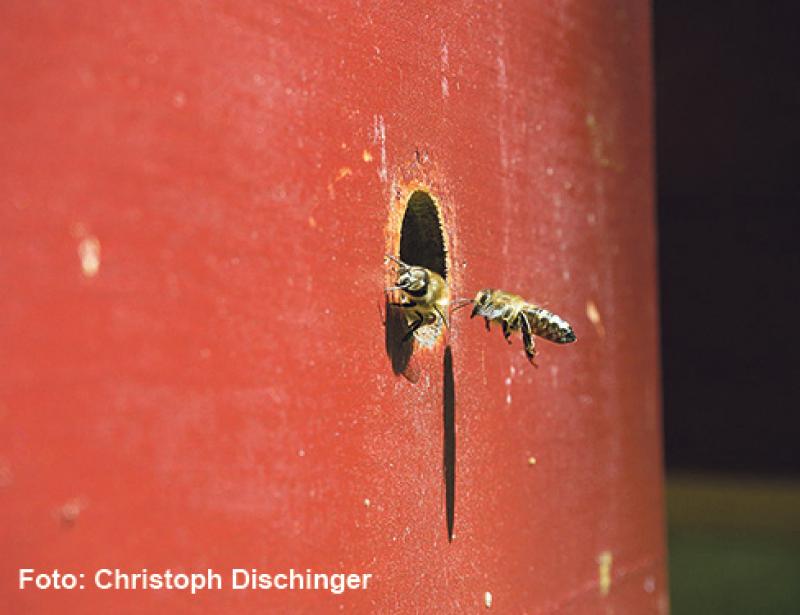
xmin=470 ymin=289 xmax=576 ymax=364
xmin=525 ymin=306 xmax=576 ymax=344
xmin=385 ymin=256 xmax=448 ymax=343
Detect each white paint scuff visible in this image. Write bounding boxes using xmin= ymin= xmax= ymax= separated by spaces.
xmin=78 ymin=236 xmax=101 ymax=277
xmin=440 ymin=36 xmax=450 ymax=97
xmin=373 ymin=114 xmax=387 ymax=183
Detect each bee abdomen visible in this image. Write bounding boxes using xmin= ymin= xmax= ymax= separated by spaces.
xmin=526 ymin=307 xmax=576 ymax=344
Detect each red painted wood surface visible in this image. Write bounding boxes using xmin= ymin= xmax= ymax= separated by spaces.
xmin=1 ymin=1 xmax=666 ymax=613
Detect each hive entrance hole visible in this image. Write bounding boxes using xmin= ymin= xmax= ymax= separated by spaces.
xmin=385 ymin=189 xmax=448 ymax=377
xmin=399 ymin=191 xmax=447 ymax=279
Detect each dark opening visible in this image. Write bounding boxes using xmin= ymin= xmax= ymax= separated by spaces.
xmin=385 ymin=190 xmax=448 ymax=379
xmin=399 ymin=191 xmax=447 ymax=279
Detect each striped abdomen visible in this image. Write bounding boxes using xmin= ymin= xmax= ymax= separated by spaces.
xmin=524 ymin=306 xmax=576 ymax=344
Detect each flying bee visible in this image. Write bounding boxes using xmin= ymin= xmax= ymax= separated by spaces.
xmin=455 ymin=289 xmax=576 ymax=365
xmin=385 ymin=255 xmax=449 ymax=343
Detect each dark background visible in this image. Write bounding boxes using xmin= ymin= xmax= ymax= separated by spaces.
xmin=655 ymin=0 xmax=799 ymax=478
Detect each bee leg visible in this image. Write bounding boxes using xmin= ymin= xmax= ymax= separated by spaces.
xmin=519 ymin=312 xmax=538 ymax=367
xmin=484 ymin=317 xmax=491 ymax=332
xmin=433 ymin=304 xmax=449 ymax=329
xmin=402 ymin=313 xmax=425 ymax=343
xmin=501 ymin=321 xmax=512 ymax=344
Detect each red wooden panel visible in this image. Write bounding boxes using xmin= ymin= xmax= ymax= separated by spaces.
xmin=1 ymin=1 xmax=666 ymax=613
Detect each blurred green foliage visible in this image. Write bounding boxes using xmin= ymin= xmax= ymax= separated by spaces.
xmin=668 ymin=478 xmax=800 ymax=614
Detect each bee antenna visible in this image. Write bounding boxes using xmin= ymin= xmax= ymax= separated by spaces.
xmin=450 ymin=298 xmax=474 ymax=313
xmin=384 ymin=254 xmax=406 ymax=268
xmin=385 ymin=284 xmax=408 ymax=292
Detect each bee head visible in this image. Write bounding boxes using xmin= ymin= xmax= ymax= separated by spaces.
xmin=396 ymin=266 xmax=428 ymax=292
xmin=385 ymin=255 xmax=430 ymax=295
xmin=470 ymin=289 xmax=493 ymax=318
xmin=474 ymin=289 xmax=492 ymax=306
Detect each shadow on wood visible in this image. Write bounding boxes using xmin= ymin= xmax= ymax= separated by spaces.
xmin=384 ymin=299 xmax=416 ymax=381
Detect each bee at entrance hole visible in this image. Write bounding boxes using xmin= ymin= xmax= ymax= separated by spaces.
xmin=454 ymin=289 xmax=576 ymax=365
xmin=384 ymin=255 xmax=449 ymax=343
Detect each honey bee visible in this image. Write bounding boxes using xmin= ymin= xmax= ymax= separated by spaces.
xmin=385 ymin=255 xmax=449 ymax=342
xmin=458 ymin=289 xmax=576 ymax=364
